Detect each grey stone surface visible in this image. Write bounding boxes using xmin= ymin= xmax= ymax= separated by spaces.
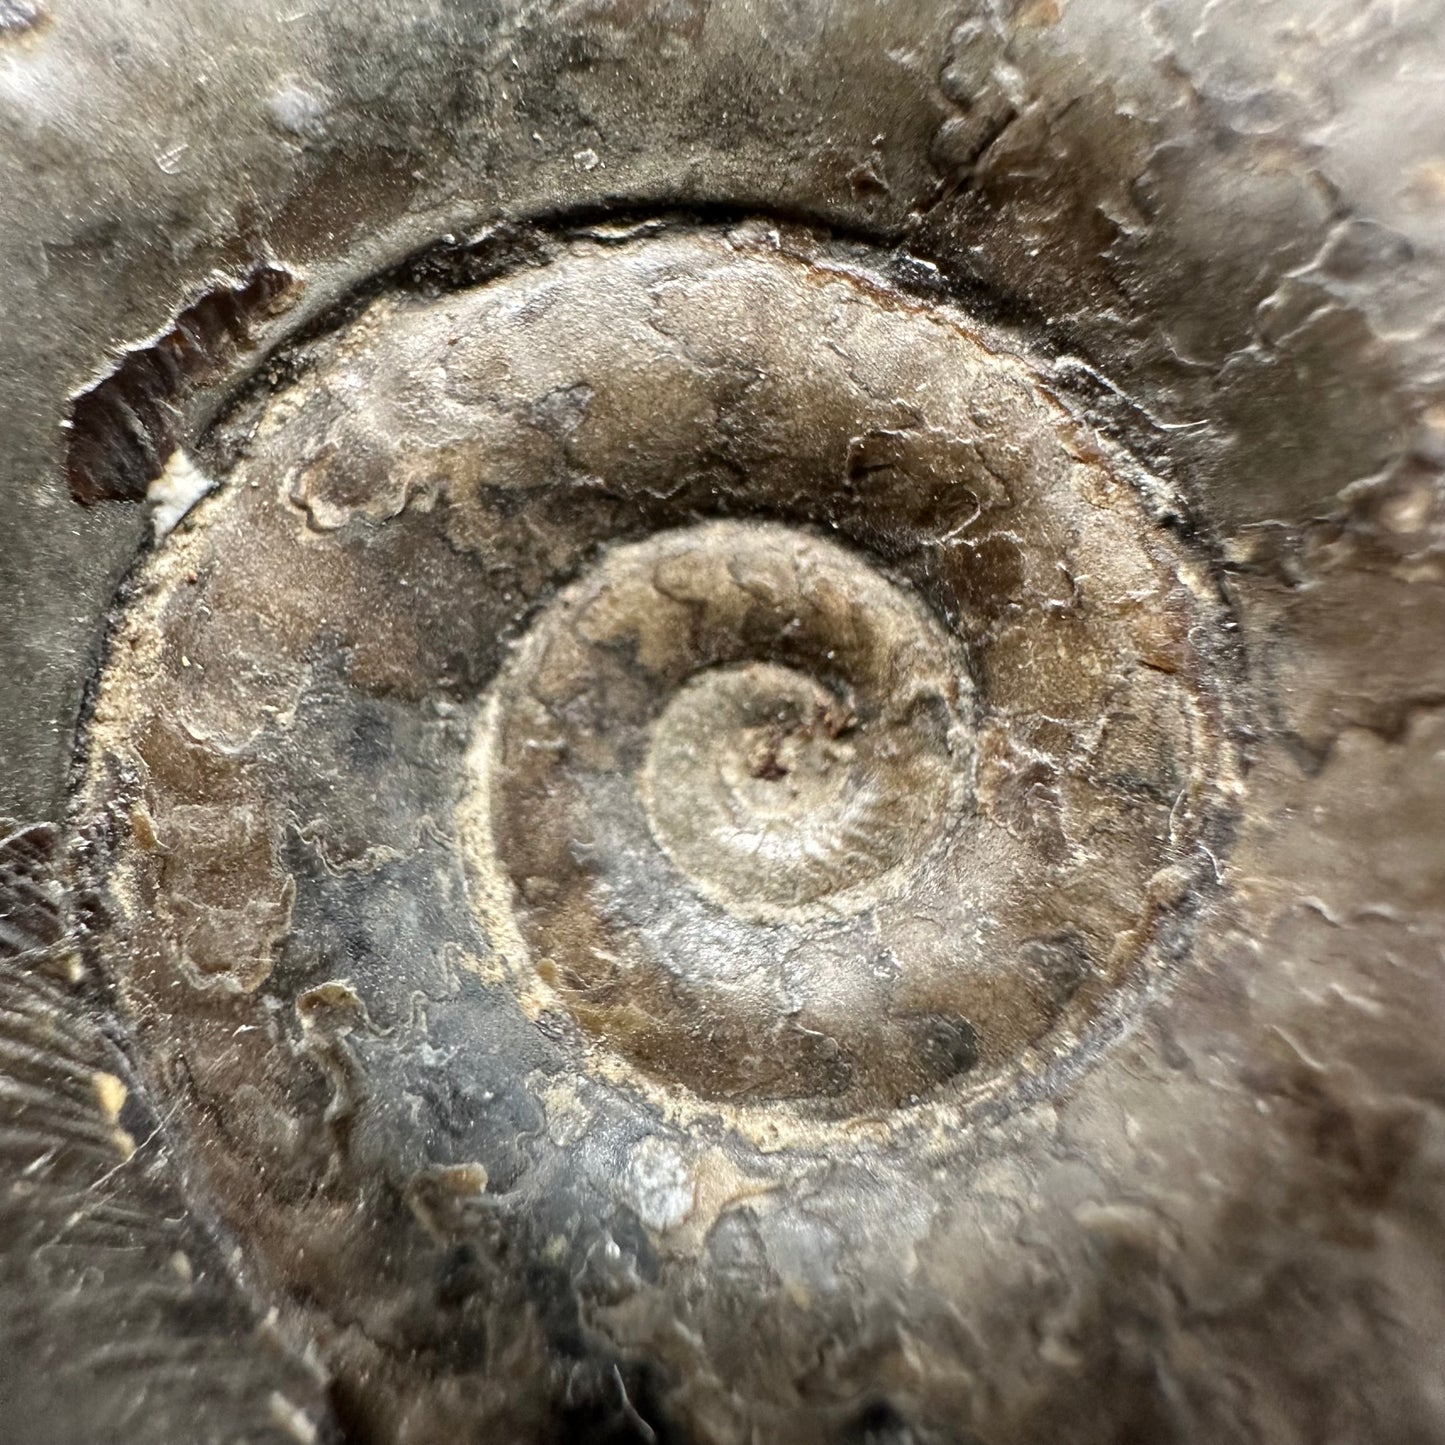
xmin=1 ymin=1 xmax=1443 ymax=1441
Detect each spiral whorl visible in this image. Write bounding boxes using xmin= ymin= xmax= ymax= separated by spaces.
xmin=468 ymin=520 xmax=974 ymax=1108
xmin=77 ymin=221 xmax=1237 ymax=1435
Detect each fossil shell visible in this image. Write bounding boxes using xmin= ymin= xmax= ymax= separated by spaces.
xmin=76 ymin=224 xmax=1238 ymax=1438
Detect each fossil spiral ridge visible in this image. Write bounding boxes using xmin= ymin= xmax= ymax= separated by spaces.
xmin=75 ymin=221 xmax=1240 ymax=1436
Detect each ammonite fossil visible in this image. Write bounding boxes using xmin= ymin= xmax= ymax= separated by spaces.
xmin=3 ymin=2 xmax=1444 ymax=1443
xmin=68 ymin=223 xmax=1235 ymax=1438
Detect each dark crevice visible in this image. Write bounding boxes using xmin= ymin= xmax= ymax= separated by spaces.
xmin=65 ymin=263 xmax=302 ymax=506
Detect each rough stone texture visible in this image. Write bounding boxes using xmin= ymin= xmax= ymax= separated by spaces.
xmin=0 ymin=825 xmax=333 ymax=1443
xmin=1 ymin=0 xmax=1443 ymax=1442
